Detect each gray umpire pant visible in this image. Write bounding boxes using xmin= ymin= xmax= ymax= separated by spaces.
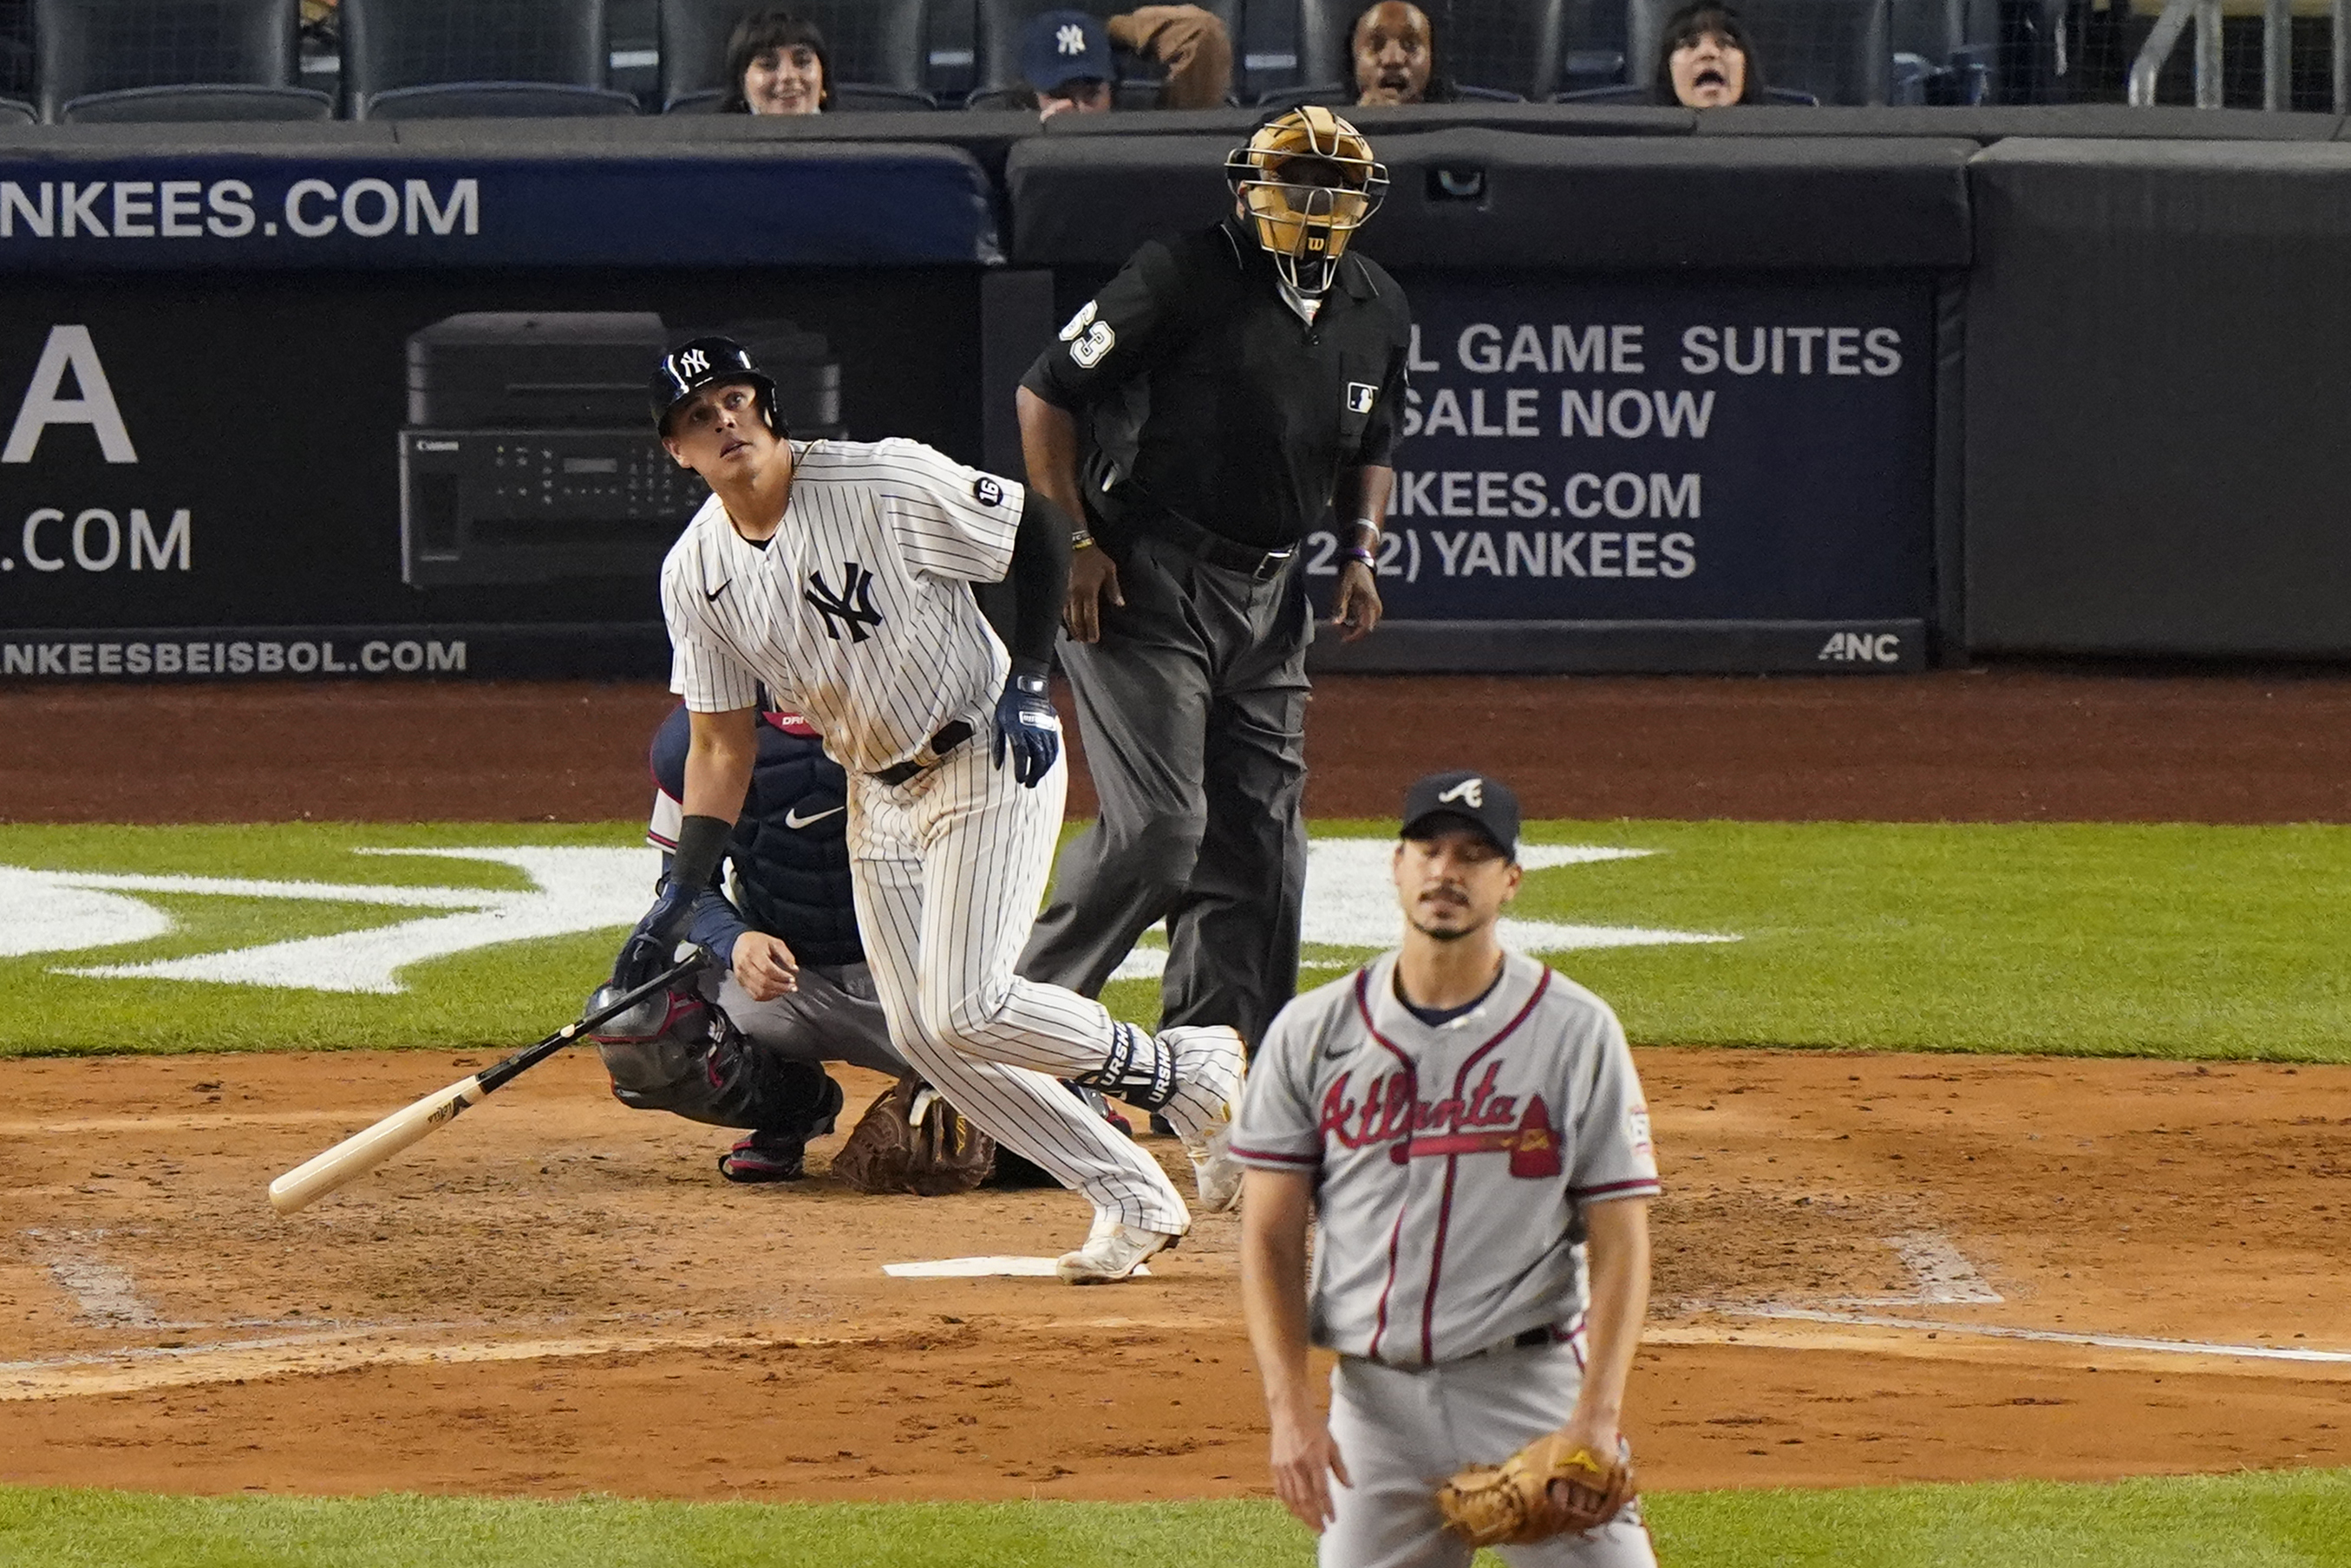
xmin=1018 ymin=529 xmax=1311 ymax=1048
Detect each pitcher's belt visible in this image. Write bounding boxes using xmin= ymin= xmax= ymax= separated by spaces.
xmin=869 ymin=720 xmax=975 ymax=787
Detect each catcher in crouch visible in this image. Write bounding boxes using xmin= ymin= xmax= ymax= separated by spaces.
xmin=1233 ymin=771 xmax=1660 ymax=1567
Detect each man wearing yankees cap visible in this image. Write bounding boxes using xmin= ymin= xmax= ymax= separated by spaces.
xmin=1233 ymin=770 xmax=1662 ymax=1566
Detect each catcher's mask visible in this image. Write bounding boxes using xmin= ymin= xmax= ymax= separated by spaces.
xmin=1224 ymin=106 xmax=1388 ymax=298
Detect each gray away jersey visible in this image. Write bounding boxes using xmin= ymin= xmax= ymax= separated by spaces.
xmin=660 ymin=438 xmax=1024 ymax=774
xmin=1231 ymin=950 xmax=1660 ymax=1367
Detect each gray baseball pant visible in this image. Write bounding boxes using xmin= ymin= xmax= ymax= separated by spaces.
xmin=1018 ymin=530 xmax=1311 ymax=1048
xmin=1321 ymin=1342 xmax=1658 ymax=1568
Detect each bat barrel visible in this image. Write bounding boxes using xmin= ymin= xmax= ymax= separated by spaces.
xmin=266 ymin=1075 xmax=485 ymax=1215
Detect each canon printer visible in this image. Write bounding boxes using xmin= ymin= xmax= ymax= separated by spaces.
xmin=399 ymin=312 xmax=843 ymax=587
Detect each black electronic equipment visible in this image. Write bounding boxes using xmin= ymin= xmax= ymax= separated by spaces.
xmin=400 ymin=312 xmax=843 ymax=587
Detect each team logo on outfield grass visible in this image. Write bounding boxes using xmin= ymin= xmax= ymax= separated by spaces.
xmin=0 ymin=837 xmax=1735 ymax=996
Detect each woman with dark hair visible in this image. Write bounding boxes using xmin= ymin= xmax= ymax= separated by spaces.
xmin=723 ymin=9 xmax=833 ymax=114
xmin=1651 ymin=2 xmax=1767 ymax=107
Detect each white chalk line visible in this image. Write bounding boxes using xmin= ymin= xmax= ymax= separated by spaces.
xmin=1693 ymin=1308 xmax=2351 ymax=1366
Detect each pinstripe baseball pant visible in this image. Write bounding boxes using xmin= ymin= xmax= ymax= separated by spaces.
xmin=848 ymin=731 xmax=1191 ymax=1236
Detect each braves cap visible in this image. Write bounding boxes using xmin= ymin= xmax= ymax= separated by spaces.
xmin=1022 ymin=9 xmax=1113 ymax=94
xmin=1400 ymin=770 xmax=1520 ymax=860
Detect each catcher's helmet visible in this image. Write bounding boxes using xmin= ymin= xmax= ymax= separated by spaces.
xmin=1224 ymin=106 xmax=1388 ymax=298
xmin=650 ymin=335 xmax=781 ymax=440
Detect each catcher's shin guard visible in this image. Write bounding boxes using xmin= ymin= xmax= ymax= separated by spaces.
xmin=1071 ymin=1022 xmax=1179 ymax=1111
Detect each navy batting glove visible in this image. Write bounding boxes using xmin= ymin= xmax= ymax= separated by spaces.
xmin=991 ymin=667 xmax=1061 ymax=789
xmin=612 ymin=878 xmax=698 ymax=990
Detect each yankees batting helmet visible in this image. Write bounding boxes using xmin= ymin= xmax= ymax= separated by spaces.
xmin=1224 ymin=106 xmax=1388 ymax=297
xmin=650 ymin=336 xmax=781 ymax=440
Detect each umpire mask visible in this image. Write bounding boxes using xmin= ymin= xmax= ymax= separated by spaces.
xmin=1224 ymin=106 xmax=1388 ymax=297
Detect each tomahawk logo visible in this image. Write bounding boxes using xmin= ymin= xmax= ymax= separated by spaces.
xmin=1437 ymin=776 xmax=1485 ymax=807
xmin=804 ymin=561 xmax=884 ymax=643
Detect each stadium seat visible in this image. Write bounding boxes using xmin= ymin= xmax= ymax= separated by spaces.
xmin=1551 ymin=79 xmax=1819 ymax=101
xmin=342 ymin=0 xmax=619 ymax=119
xmin=36 ymin=0 xmax=321 ymax=123
xmin=1624 ymin=0 xmax=1891 ymax=105
xmin=971 ymin=0 xmax=1240 ymax=94
xmin=1294 ymin=0 xmax=1564 ymax=100
xmin=659 ymin=0 xmax=932 ymax=110
xmin=0 ymin=92 xmax=29 ymax=120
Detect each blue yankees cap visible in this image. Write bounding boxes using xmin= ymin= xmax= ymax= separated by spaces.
xmin=1022 ymin=10 xmax=1113 ymax=94
xmin=1401 ymin=770 xmax=1520 ymax=860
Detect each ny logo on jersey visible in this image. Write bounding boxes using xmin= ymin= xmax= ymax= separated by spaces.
xmin=804 ymin=561 xmax=885 ymax=643
xmin=1438 ymin=776 xmax=1485 ymax=808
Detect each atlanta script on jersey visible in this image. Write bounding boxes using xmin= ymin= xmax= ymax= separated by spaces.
xmin=660 ymin=438 xmax=1025 ymax=774
xmin=1231 ymin=951 xmax=1660 ymax=1367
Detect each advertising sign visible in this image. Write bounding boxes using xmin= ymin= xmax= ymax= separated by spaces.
xmin=1300 ymin=276 xmax=1936 ymax=670
xmin=0 ymin=270 xmax=982 ymax=679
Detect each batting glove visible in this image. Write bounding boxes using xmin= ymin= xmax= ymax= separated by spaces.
xmin=612 ymin=878 xmax=699 ymax=991
xmin=991 ymin=663 xmax=1061 ymax=789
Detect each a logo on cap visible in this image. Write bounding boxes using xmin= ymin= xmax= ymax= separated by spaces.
xmin=1056 ymin=22 xmax=1087 ymax=53
xmin=678 ymin=347 xmax=709 ymax=376
xmin=1437 ymin=777 xmax=1484 ymax=807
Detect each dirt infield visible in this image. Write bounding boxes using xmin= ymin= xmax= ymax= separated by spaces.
xmin=3 ymin=1047 xmax=2345 ymax=1499
xmin=8 ymin=667 xmax=2351 ymax=824
xmin=6 ymin=669 xmax=2347 ymax=1506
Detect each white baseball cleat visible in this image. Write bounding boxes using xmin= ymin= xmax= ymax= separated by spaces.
xmin=1159 ymin=1024 xmax=1247 ymax=1213
xmin=1055 ymin=1210 xmax=1182 ymax=1284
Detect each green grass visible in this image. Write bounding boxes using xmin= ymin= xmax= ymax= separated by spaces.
xmin=4 ymin=1472 xmax=2349 ymax=1567
xmin=3 ymin=820 xmax=2350 ymax=1060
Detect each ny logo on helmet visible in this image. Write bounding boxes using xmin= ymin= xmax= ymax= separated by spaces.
xmin=678 ymin=348 xmax=709 ymax=376
xmin=1438 ymin=777 xmax=1484 ymax=807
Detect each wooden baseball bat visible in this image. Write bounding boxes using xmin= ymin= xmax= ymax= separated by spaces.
xmin=267 ymin=955 xmax=703 ymax=1215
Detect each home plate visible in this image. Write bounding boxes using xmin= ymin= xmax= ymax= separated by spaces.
xmin=882 ymin=1256 xmax=1149 ymax=1278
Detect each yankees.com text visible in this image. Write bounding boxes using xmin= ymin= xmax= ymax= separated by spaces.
xmin=0 ymin=178 xmax=478 ymax=241
xmin=1 ymin=639 xmax=467 ymax=677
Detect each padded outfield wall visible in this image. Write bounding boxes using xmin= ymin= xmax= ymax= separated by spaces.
xmin=0 ymin=108 xmax=2335 ymax=677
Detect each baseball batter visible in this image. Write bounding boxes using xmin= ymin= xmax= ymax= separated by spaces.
xmin=1234 ymin=770 xmax=1661 ymax=1567
xmin=621 ymin=336 xmax=1244 ymax=1282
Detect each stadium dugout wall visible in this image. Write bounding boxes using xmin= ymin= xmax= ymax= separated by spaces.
xmin=0 ymin=108 xmax=2344 ymax=681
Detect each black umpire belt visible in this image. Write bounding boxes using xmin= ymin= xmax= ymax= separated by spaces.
xmin=1136 ymin=508 xmax=1296 ymax=582
xmin=869 ymin=720 xmax=975 ymax=787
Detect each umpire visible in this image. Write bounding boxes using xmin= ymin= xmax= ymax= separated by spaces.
xmin=1015 ymin=107 xmax=1412 ymax=1048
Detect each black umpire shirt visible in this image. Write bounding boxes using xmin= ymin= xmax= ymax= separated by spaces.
xmin=1021 ymin=218 xmax=1414 ymax=552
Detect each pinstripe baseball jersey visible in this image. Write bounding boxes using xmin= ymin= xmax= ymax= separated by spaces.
xmin=659 ymin=437 xmax=1025 ymax=774
xmin=1231 ymin=950 xmax=1660 ymax=1367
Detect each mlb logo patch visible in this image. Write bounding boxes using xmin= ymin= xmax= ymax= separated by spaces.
xmin=1346 ymin=382 xmax=1378 ymax=414
xmin=972 ymin=475 xmax=1005 ymax=507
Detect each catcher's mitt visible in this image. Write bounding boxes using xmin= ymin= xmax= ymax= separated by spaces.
xmin=1434 ymin=1433 xmax=1637 ymax=1548
xmin=830 ymin=1075 xmax=996 ymax=1197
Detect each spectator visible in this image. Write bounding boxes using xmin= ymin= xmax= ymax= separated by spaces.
xmin=1652 ymin=2 xmax=1767 ymax=107
xmin=1350 ymin=1 xmax=1456 ymax=107
xmin=722 ymin=8 xmax=832 ymax=114
xmin=1011 ymin=7 xmax=1233 ymax=118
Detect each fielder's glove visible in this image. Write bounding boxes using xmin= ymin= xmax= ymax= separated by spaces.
xmin=991 ymin=662 xmax=1061 ymax=788
xmin=1433 ymin=1434 xmax=1637 ymax=1548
